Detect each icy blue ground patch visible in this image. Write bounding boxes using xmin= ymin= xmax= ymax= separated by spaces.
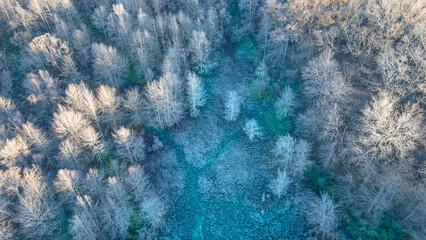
xmin=153 ymin=51 xmax=307 ymax=239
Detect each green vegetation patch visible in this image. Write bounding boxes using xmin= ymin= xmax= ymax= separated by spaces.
xmin=263 ymin=108 xmax=293 ymax=136
xmin=126 ymin=62 xmax=146 ymax=86
xmin=235 ymin=36 xmax=258 ymax=62
xmin=227 ymin=0 xmax=242 ymax=25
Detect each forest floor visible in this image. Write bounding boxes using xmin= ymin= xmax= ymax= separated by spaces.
xmin=146 ymin=46 xmax=307 ymax=239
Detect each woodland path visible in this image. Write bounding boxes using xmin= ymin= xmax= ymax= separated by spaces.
xmin=155 ymin=47 xmax=306 ymax=239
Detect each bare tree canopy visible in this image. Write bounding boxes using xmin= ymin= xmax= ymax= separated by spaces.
xmin=0 ymin=0 xmax=424 ymax=239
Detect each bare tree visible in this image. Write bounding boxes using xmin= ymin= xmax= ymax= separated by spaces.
xmin=112 ymin=127 xmax=145 ymax=164
xmin=58 ymin=138 xmax=86 ymax=169
xmin=366 ymin=0 xmax=424 ymax=44
xmin=136 ymin=8 xmax=154 ymax=32
xmin=0 ymin=97 xmax=16 ymax=124
xmin=162 ymin=44 xmax=185 ymax=77
xmin=19 ymin=122 xmax=51 ymax=160
xmin=53 ymin=16 xmax=73 ymax=42
xmin=132 ymin=29 xmax=161 ymax=81
xmin=275 ymin=86 xmax=296 ymax=119
xmin=15 ymin=166 xmax=60 ymax=239
xmin=24 ymin=70 xmax=59 ymax=106
xmin=27 ymin=0 xmax=55 ymax=32
xmin=118 ymin=0 xmax=150 ymax=16
xmin=302 ymin=48 xmax=350 ymax=103
xmin=189 ymin=30 xmax=212 ymax=73
xmin=293 ymin=139 xmax=311 ymax=177
xmin=79 ymin=126 xmax=104 ymax=162
xmin=153 ymin=14 xmax=167 ymax=49
xmin=342 ymin=25 xmax=375 ymax=62
xmin=224 ymin=91 xmax=241 ymax=122
xmin=351 ymin=93 xmax=424 ymax=170
xmin=252 ymin=61 xmax=270 ymax=95
xmin=268 ymin=27 xmax=292 ymax=68
xmin=316 ymin=104 xmax=345 ymax=169
xmin=139 ymin=194 xmax=166 ymax=229
xmin=203 ymin=7 xmax=225 ymax=50
xmin=91 ymin=43 xmax=128 ymax=87
xmin=0 ymin=0 xmax=17 ymax=23
xmin=125 ymin=165 xmax=150 ymax=203
xmin=54 ymin=169 xmax=82 ymax=204
xmin=176 ymin=11 xmax=193 ymax=45
xmin=70 ymin=195 xmax=101 ymax=240
xmin=256 ymin=7 xmax=272 ymax=62
xmin=375 ymin=46 xmax=424 ymax=99
xmin=272 ymin=134 xmax=311 ymax=178
xmin=315 ymin=26 xmax=339 ymax=51
xmin=102 ymin=176 xmax=132 ymax=239
xmin=243 ymin=119 xmax=262 ymax=142
xmin=83 ymin=168 xmax=105 ymax=200
xmin=144 ymin=72 xmax=184 ymax=128
xmin=71 ymin=25 xmax=91 ymax=70
xmin=52 ymin=105 xmax=90 ymax=140
xmin=123 ymin=87 xmax=145 ymax=126
xmin=8 ymin=3 xmax=37 ymax=32
xmin=107 ymin=4 xmax=132 ymax=52
xmin=272 ymin=134 xmax=295 ymax=168
xmin=92 ymin=5 xmax=108 ymax=37
xmin=65 ymin=82 xmax=101 ymax=132
xmin=24 ymin=33 xmax=77 ymax=77
xmin=346 ymin=173 xmax=404 ymax=224
xmin=0 ymin=166 xmax=19 ymax=239
xmin=305 ymin=192 xmax=338 ymax=239
xmin=96 ymin=85 xmax=122 ymax=127
xmin=168 ymin=15 xmax=182 ymax=49
xmin=186 ymin=72 xmax=206 ymax=118
xmin=179 ymin=0 xmax=200 ymax=19
xmin=400 ymin=183 xmax=426 ymax=237
xmin=0 ymin=135 xmax=30 ymax=167
xmin=25 ymin=33 xmax=67 ymax=70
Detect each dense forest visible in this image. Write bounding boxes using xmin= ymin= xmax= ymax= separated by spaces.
xmin=0 ymin=0 xmax=424 ymax=239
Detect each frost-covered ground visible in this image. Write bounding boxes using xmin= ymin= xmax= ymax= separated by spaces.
xmin=150 ymin=49 xmax=307 ymax=239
